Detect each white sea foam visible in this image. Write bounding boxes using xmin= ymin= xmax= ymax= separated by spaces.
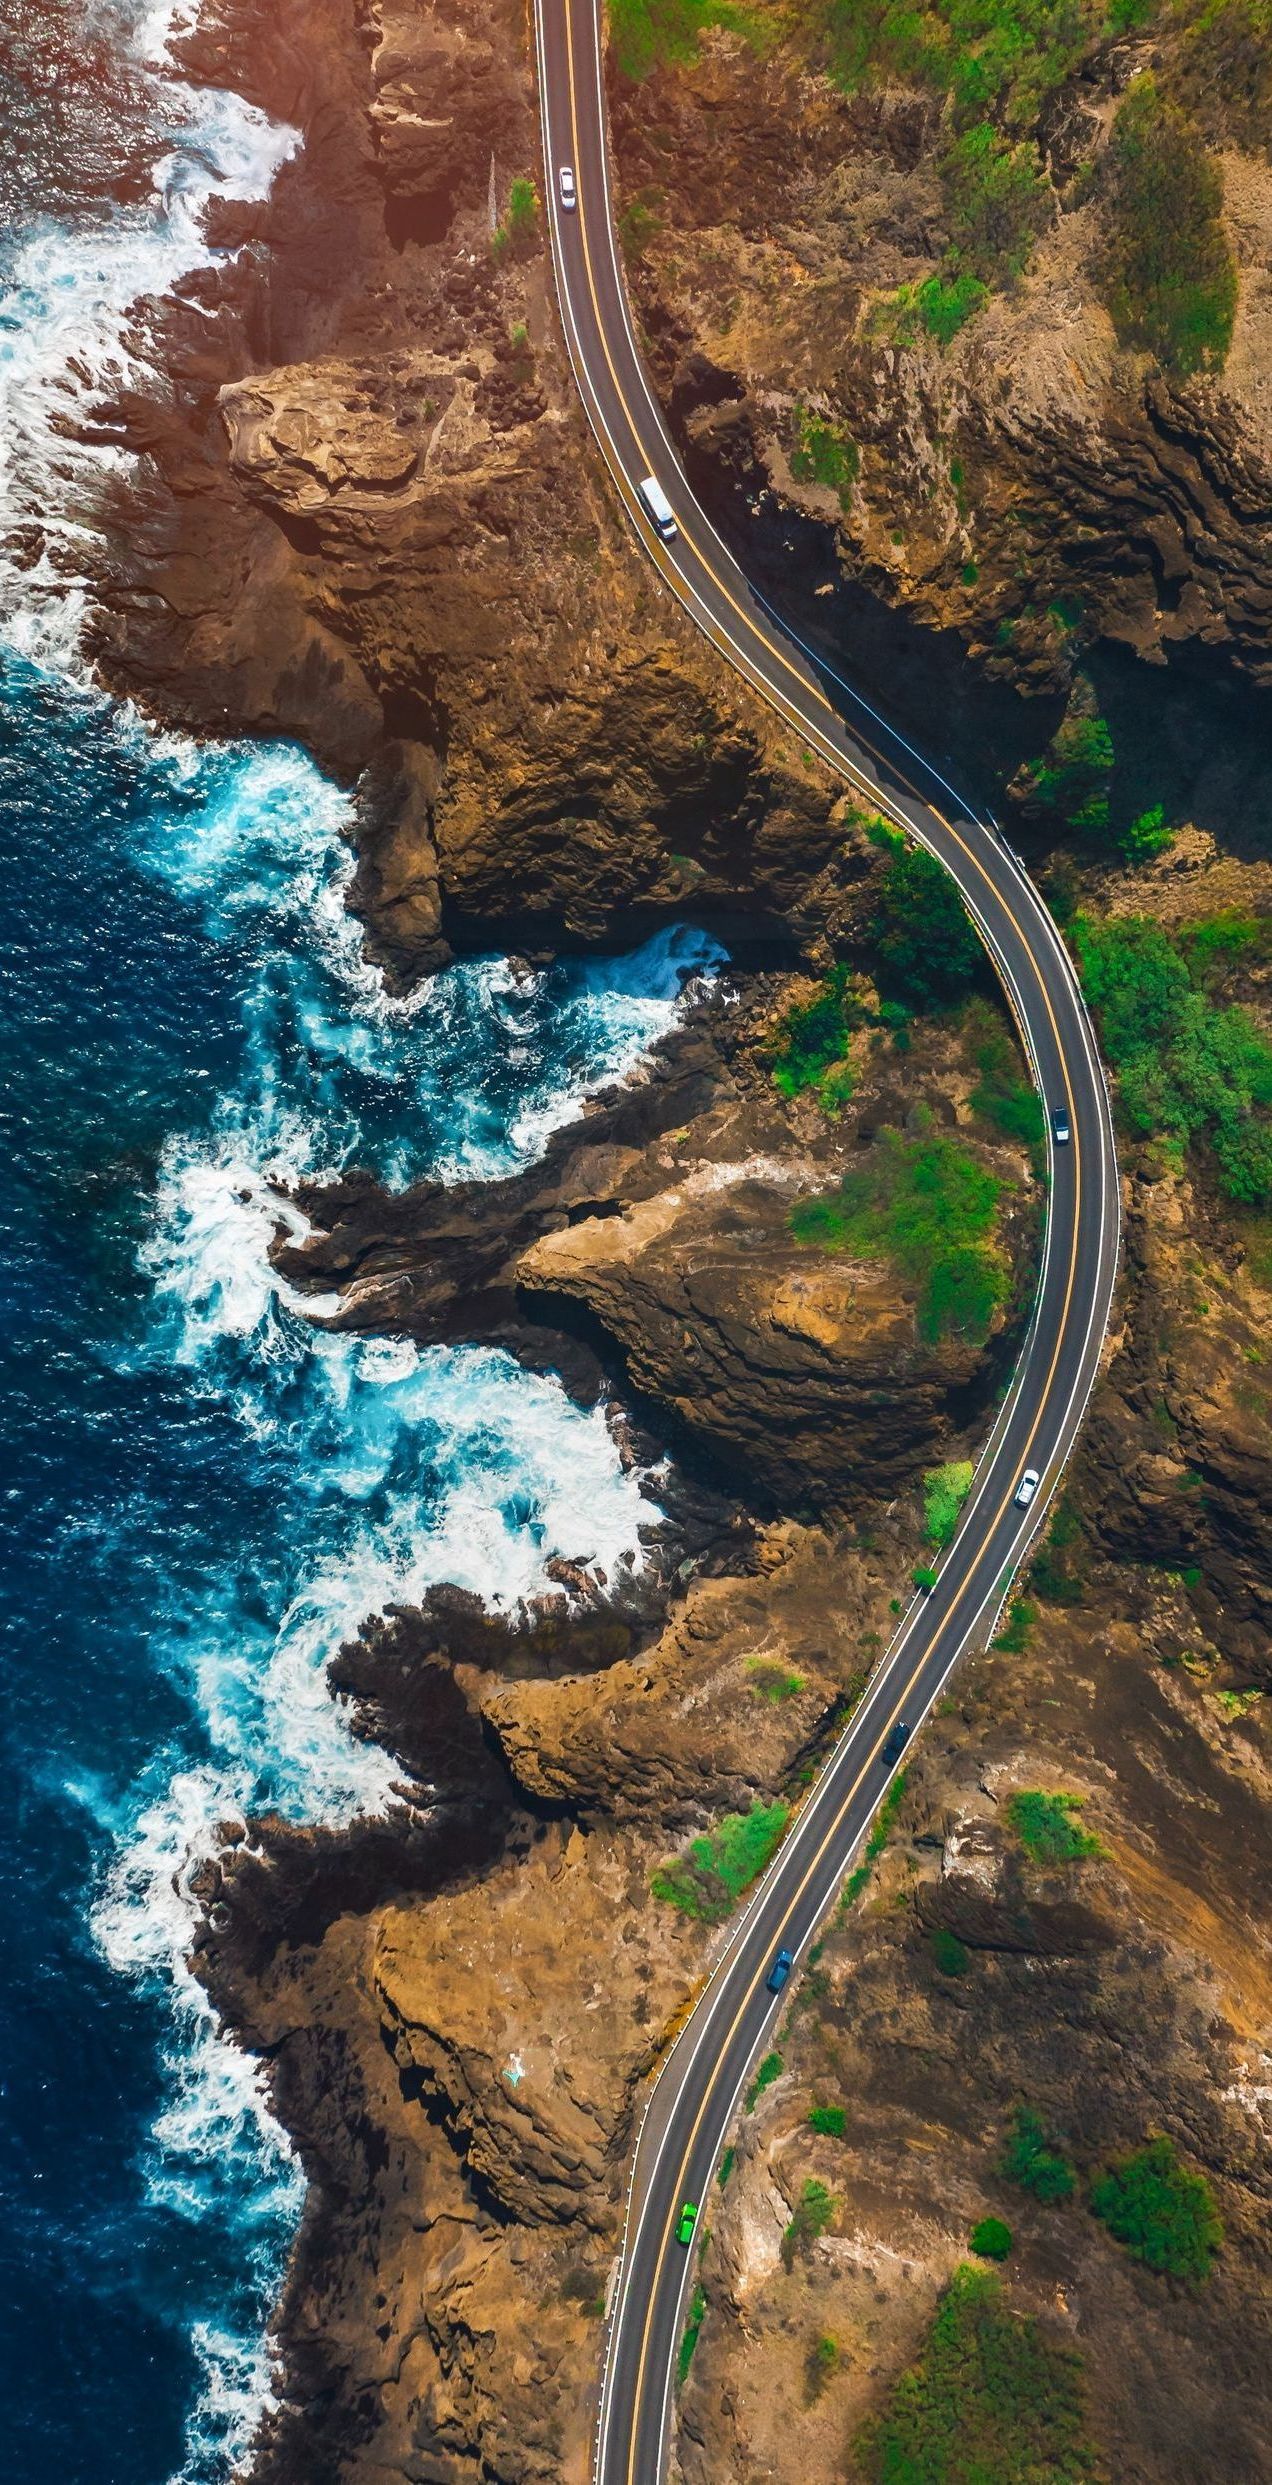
xmin=0 ymin=0 xmax=297 ymax=669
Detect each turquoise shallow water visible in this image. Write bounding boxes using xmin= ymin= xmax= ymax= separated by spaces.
xmin=0 ymin=13 xmax=722 ymax=2478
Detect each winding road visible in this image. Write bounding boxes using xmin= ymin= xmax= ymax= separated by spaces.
xmin=532 ymin=3 xmax=1123 ymax=2477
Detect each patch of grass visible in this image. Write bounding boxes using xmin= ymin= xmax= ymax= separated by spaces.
xmin=856 ymin=2263 xmax=1101 ymax=2485
xmin=806 ymin=2331 xmax=841 ymax=2399
xmin=1075 ymin=912 xmax=1272 ymax=1207
xmin=967 ymin=1000 xmax=1046 ymax=1161
xmin=790 ymin=1126 xmax=1010 ymax=1345
xmin=1090 ymin=2136 xmax=1223 ymax=2281
xmin=917 ymin=269 xmax=988 ymax=342
xmin=993 ymin=1597 xmax=1038 ymax=1654
xmin=1101 ymin=75 xmax=1237 ymax=377
xmin=821 ymin=0 xmax=1116 ymax=134
xmin=943 ymin=119 xmax=1050 ymax=285
xmin=770 ymin=962 xmax=859 ymax=1104
xmin=809 ymin=2102 xmax=848 ymax=2136
xmin=718 ymin=2144 xmax=736 ymax=2187
xmin=869 ymin=821 xmax=983 ymax=1010
xmin=867 ymin=1767 xmax=910 ymax=1862
xmin=782 ymin=2176 xmax=837 ymax=2270
xmin=924 ymin=1459 xmax=976 ymax=1547
xmin=677 ymin=2283 xmax=707 ymax=2386
xmin=652 ymin=1799 xmax=790 ymax=1921
xmin=1000 ymin=2105 xmax=1077 ymax=2203
xmin=618 ymin=184 xmax=665 ymax=256
xmin=1007 ymin=1790 xmax=1101 ymax=1866
xmin=746 ymin=2050 xmax=784 ymax=2111
xmin=1121 ymin=802 xmax=1174 ymax=864
xmin=790 ymin=402 xmax=860 ymax=510
xmin=748 ymin=1656 xmax=806 ymax=1703
xmin=930 ymin=1925 xmax=971 ymax=1975
xmin=609 ymin=0 xmax=752 ymax=79
xmin=971 ymin=2215 xmax=1014 ymax=2260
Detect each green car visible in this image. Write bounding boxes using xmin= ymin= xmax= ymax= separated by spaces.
xmin=676 ymin=2199 xmax=698 ymax=2246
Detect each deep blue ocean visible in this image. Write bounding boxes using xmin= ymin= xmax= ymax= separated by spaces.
xmin=0 ymin=11 xmax=719 ymax=2480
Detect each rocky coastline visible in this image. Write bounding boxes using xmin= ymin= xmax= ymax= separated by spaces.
xmin=61 ymin=0 xmax=1272 ymax=2479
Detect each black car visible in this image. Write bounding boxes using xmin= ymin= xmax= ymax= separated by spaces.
xmin=881 ymin=1721 xmax=911 ymax=1766
xmin=766 ymin=1948 xmax=793 ymax=1995
xmin=1051 ymin=1104 xmax=1071 ymax=1144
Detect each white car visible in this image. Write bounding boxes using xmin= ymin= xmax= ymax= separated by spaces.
xmin=1014 ymin=1467 xmax=1041 ymax=1508
xmin=558 ymin=165 xmax=577 ymax=211
xmin=636 ymin=473 xmax=678 ymax=541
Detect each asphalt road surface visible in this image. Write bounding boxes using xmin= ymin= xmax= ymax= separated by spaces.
xmin=532 ymin=5 xmax=1123 ymax=2476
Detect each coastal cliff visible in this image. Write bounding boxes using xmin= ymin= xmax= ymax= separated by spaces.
xmin=62 ymin=0 xmax=1272 ymax=2479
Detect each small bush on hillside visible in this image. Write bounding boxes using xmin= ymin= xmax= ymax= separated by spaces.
xmin=790 ymin=403 xmax=860 ymax=509
xmin=968 ymin=1002 xmax=1046 ymax=1159
xmin=943 ymin=121 xmax=1050 ymax=285
xmin=971 ymin=2215 xmax=1014 ymax=2260
xmin=746 ymin=2051 xmax=784 ymax=2110
xmin=782 ymin=2177 xmax=837 ymax=2269
xmin=770 ymin=963 xmax=858 ymax=1101
xmin=930 ymin=1925 xmax=971 ymax=1975
xmin=917 ymin=270 xmax=987 ymax=342
xmin=1027 ymin=708 xmax=1115 ymax=831
xmin=809 ymin=2102 xmax=848 ymax=2136
xmin=1090 ymin=2136 xmax=1223 ymax=2281
xmin=1007 ymin=1789 xmax=1101 ymax=1866
xmin=676 ymin=2284 xmax=707 ymax=2386
xmin=1101 ymin=76 xmax=1237 ymax=376
xmin=1000 ymin=2104 xmax=1077 ymax=2203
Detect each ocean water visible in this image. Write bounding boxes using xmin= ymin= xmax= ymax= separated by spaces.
xmin=0 ymin=11 xmax=721 ymax=2483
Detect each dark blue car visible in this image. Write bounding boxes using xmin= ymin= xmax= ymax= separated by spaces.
xmin=766 ymin=1948 xmax=793 ymax=1994
xmin=881 ymin=1721 xmax=911 ymax=1766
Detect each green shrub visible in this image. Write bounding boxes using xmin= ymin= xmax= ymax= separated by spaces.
xmin=1000 ymin=2105 xmax=1077 ymax=2203
xmin=821 ymin=0 xmax=1112 ymax=132
xmin=748 ymin=1657 xmax=806 ymax=1703
xmin=924 ymin=1459 xmax=975 ymax=1546
xmin=507 ymin=176 xmax=539 ymax=240
xmin=971 ymin=2215 xmax=1014 ymax=2260
xmin=1101 ymin=76 xmax=1237 ymax=377
xmin=790 ymin=1126 xmax=1009 ymax=1344
xmin=746 ymin=2050 xmax=784 ymax=2110
xmin=930 ymin=1925 xmax=971 ymax=1975
xmin=856 ymin=2264 xmax=1101 ymax=2484
xmin=1090 ymin=2136 xmax=1223 ymax=2281
xmin=770 ymin=963 xmax=858 ymax=1101
xmin=869 ymin=822 xmax=982 ymax=1009
xmin=1076 ymin=913 xmax=1272 ymax=1207
xmin=790 ymin=403 xmax=860 ymax=509
xmin=677 ymin=2283 xmax=707 ymax=2385
xmin=806 ymin=2331 xmax=841 ymax=2397
xmin=1121 ymin=802 xmax=1173 ymax=863
xmin=652 ymin=1800 xmax=790 ymax=1920
xmin=1026 ymin=707 xmax=1115 ymax=831
xmin=917 ymin=270 xmax=987 ymax=342
xmin=809 ymin=2102 xmax=848 ymax=2136
xmin=782 ymin=2177 xmax=837 ymax=2269
xmin=718 ymin=2145 xmax=736 ymax=2187
xmin=1007 ymin=1790 xmax=1101 ymax=1866
xmin=866 ymin=1767 xmax=909 ymax=1862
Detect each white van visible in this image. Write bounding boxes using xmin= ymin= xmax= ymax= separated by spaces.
xmin=637 ymin=474 xmax=678 ymax=541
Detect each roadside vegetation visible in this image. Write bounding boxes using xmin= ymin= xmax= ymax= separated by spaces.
xmin=839 ymin=1767 xmax=908 ymax=1913
xmin=789 ymin=401 xmax=859 ymax=510
xmin=768 ymin=962 xmax=858 ymax=1110
xmin=856 ymin=2264 xmax=1101 ymax=2485
xmin=966 ymin=1001 xmax=1046 ymax=1160
xmin=676 ymin=2281 xmax=707 ymax=2384
xmin=869 ymin=824 xmax=982 ymax=1011
xmin=1007 ymin=1789 xmax=1101 ymax=1866
xmin=791 ymin=1126 xmax=1009 ymax=1344
xmin=1075 ymin=913 xmax=1272 ymax=1207
xmin=747 ymin=1656 xmax=806 ymax=1702
xmin=1091 ymin=2136 xmax=1223 ymax=2280
xmin=651 ymin=1798 xmax=789 ymax=1920
xmin=924 ymin=1460 xmax=975 ymax=1547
